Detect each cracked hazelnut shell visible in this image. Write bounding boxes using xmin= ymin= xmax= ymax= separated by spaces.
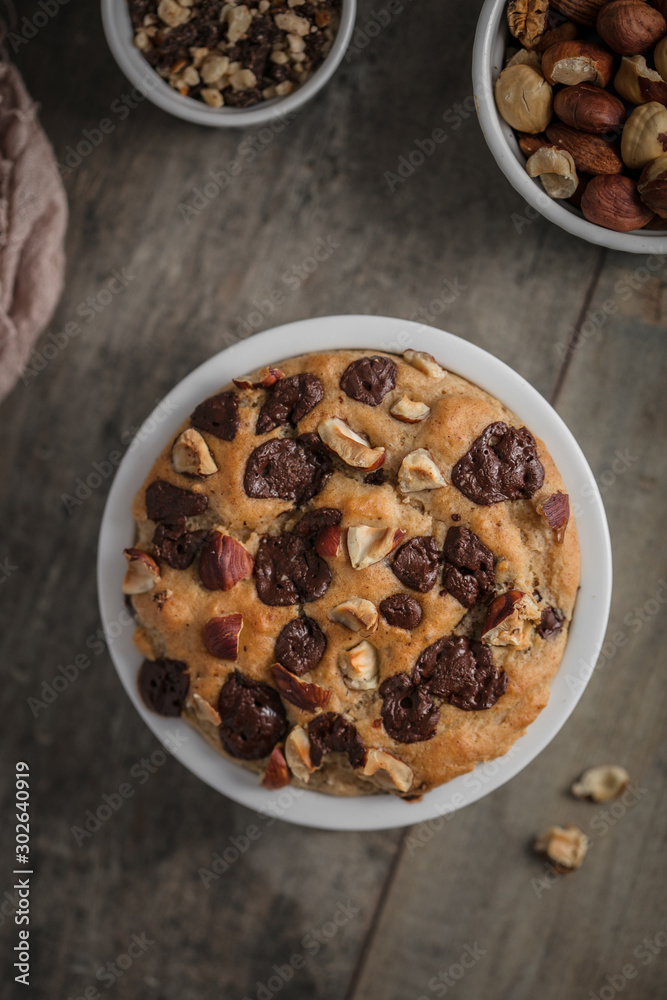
xmin=507 ymin=0 xmax=578 ymax=50
xmin=541 ymin=39 xmax=614 ymax=86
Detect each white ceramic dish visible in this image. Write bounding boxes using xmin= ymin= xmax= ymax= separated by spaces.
xmin=97 ymin=315 xmax=612 ymax=831
xmin=101 ymin=0 xmax=356 ymax=128
xmin=473 ymin=0 xmax=667 ymax=254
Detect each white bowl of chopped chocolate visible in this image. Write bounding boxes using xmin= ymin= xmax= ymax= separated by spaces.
xmin=102 ymin=0 xmax=356 ymax=127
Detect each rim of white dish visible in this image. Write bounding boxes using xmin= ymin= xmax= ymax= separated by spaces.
xmin=101 ymin=0 xmax=356 ymax=128
xmin=472 ymin=0 xmax=667 ymax=254
xmin=97 ymin=316 xmax=612 ymax=831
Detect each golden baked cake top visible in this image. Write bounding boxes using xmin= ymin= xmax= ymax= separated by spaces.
xmin=123 ymin=348 xmax=579 ymax=799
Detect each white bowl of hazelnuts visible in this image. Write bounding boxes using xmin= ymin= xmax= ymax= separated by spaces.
xmin=473 ymin=0 xmax=667 ymax=252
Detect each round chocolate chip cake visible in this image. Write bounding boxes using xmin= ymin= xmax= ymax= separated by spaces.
xmin=123 ymin=349 xmax=579 ymax=799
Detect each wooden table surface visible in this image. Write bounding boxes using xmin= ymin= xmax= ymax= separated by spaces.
xmin=2 ymin=1 xmax=666 ymax=997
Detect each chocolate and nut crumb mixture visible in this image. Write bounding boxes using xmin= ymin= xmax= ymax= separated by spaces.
xmin=128 ymin=0 xmax=342 ymax=108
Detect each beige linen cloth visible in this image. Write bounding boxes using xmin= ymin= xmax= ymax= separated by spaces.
xmin=0 ymin=61 xmax=67 ymax=402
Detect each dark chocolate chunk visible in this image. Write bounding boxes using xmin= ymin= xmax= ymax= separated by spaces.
xmin=275 ymin=616 xmax=327 ymax=675
xmin=221 ymin=87 xmax=263 ymax=107
xmin=379 ymin=594 xmax=423 ymax=630
xmin=254 ymin=532 xmax=331 ymax=606
xmin=138 ymin=658 xmax=189 ymax=717
xmin=365 ymin=468 xmax=386 ymax=485
xmin=413 ymin=636 xmax=508 ymax=710
xmin=270 ymin=62 xmax=298 ymax=83
xmin=441 ymin=526 xmax=495 ymax=608
xmin=256 ymin=373 xmax=324 ymax=434
xmin=218 ymin=670 xmax=288 ymax=760
xmin=191 ymin=391 xmax=240 ymax=442
xmin=379 ymin=673 xmax=440 ymax=744
xmin=145 ymin=480 xmax=208 ymax=528
xmin=308 ymin=712 xmax=366 ymax=768
xmin=292 ymin=507 xmax=342 ymax=538
xmin=537 ymin=606 xmax=565 ymax=639
xmin=340 ymin=355 xmax=398 ymax=406
xmin=391 ymin=536 xmax=440 ymax=592
xmin=452 ymin=421 xmax=545 ymax=505
xmin=238 ymin=13 xmax=278 ymax=79
xmin=153 ymin=524 xmax=208 ymax=569
xmin=244 ymin=433 xmax=332 ymax=504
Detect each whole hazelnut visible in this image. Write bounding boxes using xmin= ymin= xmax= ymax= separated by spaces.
xmin=621 ymin=101 xmax=667 ymax=168
xmin=494 ymin=64 xmax=553 ymax=133
xmin=526 ymin=145 xmax=579 ymax=198
xmin=581 ymin=174 xmax=655 ymax=230
xmin=541 ymin=39 xmax=614 ymax=86
xmin=597 ymin=0 xmax=667 ymax=55
xmin=638 ymin=153 xmax=667 ymax=216
xmin=614 ymin=54 xmax=667 ymax=105
xmin=550 ymin=0 xmax=608 ymax=26
xmin=554 ymin=82 xmax=627 ymax=133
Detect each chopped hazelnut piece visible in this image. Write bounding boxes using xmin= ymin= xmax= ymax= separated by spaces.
xmin=403 ymin=349 xmax=446 ymax=378
xmin=285 ymin=726 xmax=316 ymax=782
xmin=571 ymin=765 xmax=630 ymax=802
xmin=227 ymin=4 xmax=252 ymax=43
xmin=191 ymin=692 xmax=222 ymax=727
xmin=397 ymin=449 xmax=446 ymax=493
xmin=274 ymin=11 xmax=310 ymax=35
xmin=230 ymin=68 xmax=257 ymax=92
xmin=347 ymin=526 xmax=405 ymax=570
xmin=339 ymin=640 xmax=379 ymax=690
xmin=328 ymin=597 xmax=379 ymax=634
xmin=201 ymin=54 xmax=230 ymax=84
xmin=482 ymin=591 xmax=541 ymax=648
xmin=123 ymin=548 xmax=159 ymax=595
xmin=157 ymin=0 xmax=190 ymax=28
xmin=390 ymin=396 xmax=431 ymax=423
xmin=362 ymin=748 xmax=413 ymax=793
xmin=534 ymin=825 xmax=589 ymax=872
xmin=201 ymin=89 xmax=224 ymax=108
xmin=172 ymin=428 xmax=218 ymax=477
xmin=318 ymin=418 xmax=386 ymax=471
